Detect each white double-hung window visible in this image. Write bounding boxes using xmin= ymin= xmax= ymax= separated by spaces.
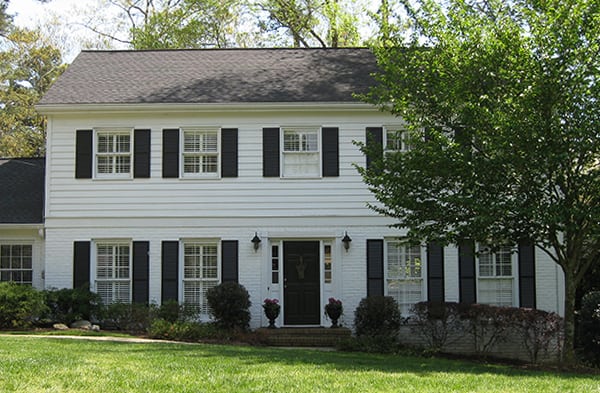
xmin=95 ymin=242 xmax=131 ymax=304
xmin=386 ymin=241 xmax=426 ymax=315
xmin=384 ymin=126 xmax=413 ymax=153
xmin=0 ymin=244 xmax=33 ymax=285
xmin=182 ymin=127 xmax=219 ymax=177
xmin=477 ymin=245 xmax=515 ymax=307
xmin=282 ymin=127 xmax=320 ymax=177
xmin=95 ymin=128 xmax=132 ymax=178
xmin=182 ymin=241 xmax=220 ymax=315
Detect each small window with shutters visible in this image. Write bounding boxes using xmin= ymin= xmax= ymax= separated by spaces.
xmin=94 ymin=241 xmax=132 ymax=304
xmin=181 ymin=127 xmax=220 ymax=178
xmin=181 ymin=240 xmax=220 ymax=316
xmin=385 ymin=240 xmax=426 ymax=316
xmin=281 ymin=127 xmax=321 ymax=178
xmin=384 ymin=125 xmax=419 ymax=153
xmin=94 ymin=128 xmax=133 ymax=178
xmin=477 ymin=244 xmax=516 ymax=307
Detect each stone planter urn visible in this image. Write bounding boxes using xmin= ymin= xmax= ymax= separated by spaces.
xmin=263 ymin=298 xmax=281 ymax=329
xmin=324 ymin=298 xmax=343 ymax=328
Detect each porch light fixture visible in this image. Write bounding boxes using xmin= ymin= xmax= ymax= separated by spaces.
xmin=342 ymin=231 xmax=352 ymax=251
xmin=251 ymin=232 xmax=261 ymax=251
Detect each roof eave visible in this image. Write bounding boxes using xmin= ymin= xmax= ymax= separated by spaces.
xmin=36 ymin=101 xmax=378 ymax=115
xmin=0 ymin=223 xmax=44 ymax=229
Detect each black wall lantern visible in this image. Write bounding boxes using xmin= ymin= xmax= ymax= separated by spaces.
xmin=251 ymin=232 xmax=261 ymax=251
xmin=342 ymin=231 xmax=352 ymax=251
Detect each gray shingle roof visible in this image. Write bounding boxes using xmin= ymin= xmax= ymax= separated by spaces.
xmin=0 ymin=158 xmax=45 ymax=224
xmin=39 ymin=48 xmax=378 ymax=105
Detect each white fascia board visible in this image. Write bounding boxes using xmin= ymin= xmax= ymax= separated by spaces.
xmin=0 ymin=223 xmax=43 ymax=229
xmin=36 ymin=102 xmax=378 ymax=115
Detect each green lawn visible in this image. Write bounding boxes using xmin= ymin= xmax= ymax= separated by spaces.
xmin=0 ymin=336 xmax=597 ymax=393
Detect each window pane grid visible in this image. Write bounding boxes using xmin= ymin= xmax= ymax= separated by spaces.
xmin=477 ymin=245 xmax=514 ymax=307
xmin=478 ymin=278 xmax=514 ymax=306
xmin=271 ymin=245 xmax=279 ymax=284
xmin=324 ymin=244 xmax=332 ymax=283
xmin=385 ymin=128 xmax=412 ymax=152
xmin=478 ymin=246 xmax=512 ymax=278
xmin=283 ymin=130 xmax=318 ymax=152
xmin=96 ymin=243 xmax=131 ymax=304
xmin=0 ymin=245 xmax=33 ymax=285
xmin=96 ymin=131 xmax=131 ymax=175
xmin=386 ymin=242 xmax=423 ymax=315
xmin=183 ymin=243 xmax=219 ymax=315
xmin=182 ymin=130 xmax=219 ymax=175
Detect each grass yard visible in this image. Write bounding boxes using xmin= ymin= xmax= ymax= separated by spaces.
xmin=0 ymin=336 xmax=598 ymax=393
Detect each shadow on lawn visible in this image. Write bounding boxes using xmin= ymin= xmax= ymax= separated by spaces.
xmin=92 ymin=340 xmax=595 ymax=380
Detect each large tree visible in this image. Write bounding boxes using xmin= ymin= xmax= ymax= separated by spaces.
xmin=0 ymin=0 xmax=12 ymax=37
xmin=0 ymin=27 xmax=65 ymax=157
xmin=360 ymin=0 xmax=600 ymax=363
xmin=258 ymin=0 xmax=361 ymax=47
xmin=81 ymin=0 xmax=246 ymax=49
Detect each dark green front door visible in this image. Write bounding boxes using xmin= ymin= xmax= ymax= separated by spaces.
xmin=283 ymin=241 xmax=320 ymax=325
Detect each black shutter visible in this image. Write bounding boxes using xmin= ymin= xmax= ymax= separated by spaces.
xmin=458 ymin=240 xmax=476 ymax=304
xmin=263 ymin=127 xmax=280 ymax=177
xmin=518 ymin=240 xmax=536 ymax=308
xmin=221 ymin=128 xmax=238 ymax=178
xmin=367 ymin=239 xmax=384 ymax=297
xmin=75 ymin=130 xmax=93 ymax=179
xmin=365 ymin=127 xmax=383 ymax=171
xmin=322 ymin=127 xmax=339 ymax=177
xmin=161 ymin=241 xmax=179 ymax=302
xmin=221 ymin=240 xmax=239 ymax=283
xmin=427 ymin=242 xmax=445 ymax=302
xmin=162 ymin=129 xmax=179 ymax=178
xmin=132 ymin=241 xmax=150 ymax=304
xmin=73 ymin=241 xmax=91 ymax=288
xmin=134 ymin=129 xmax=151 ymax=178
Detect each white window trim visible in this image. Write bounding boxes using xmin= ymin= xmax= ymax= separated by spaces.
xmin=93 ymin=128 xmax=134 ymax=180
xmin=91 ymin=239 xmax=133 ymax=304
xmin=280 ymin=126 xmax=322 ymax=179
xmin=0 ymin=242 xmax=34 ymax=285
xmin=475 ymin=244 xmax=518 ymax=307
xmin=383 ymin=239 xmax=427 ymax=316
xmin=179 ymin=127 xmax=221 ymax=179
xmin=179 ymin=239 xmax=221 ymax=319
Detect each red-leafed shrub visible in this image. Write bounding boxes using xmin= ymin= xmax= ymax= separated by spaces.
xmin=410 ymin=301 xmax=465 ymax=353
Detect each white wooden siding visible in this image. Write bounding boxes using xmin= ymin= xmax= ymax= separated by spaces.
xmin=42 ymin=106 xmax=565 ymax=327
xmin=45 ymin=110 xmax=380 ymax=220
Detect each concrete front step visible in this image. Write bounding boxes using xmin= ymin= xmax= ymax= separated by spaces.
xmin=256 ymin=327 xmax=352 ymax=347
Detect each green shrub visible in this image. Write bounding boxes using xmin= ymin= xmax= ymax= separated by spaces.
xmin=206 ymin=282 xmax=251 ymax=331
xmin=0 ymin=282 xmax=48 ymax=328
xmin=148 ymin=319 xmax=224 ymax=342
xmin=99 ymin=302 xmax=156 ymax=332
xmin=43 ymin=286 xmax=103 ymax=324
xmin=354 ymin=296 xmax=402 ymax=339
xmin=577 ymin=291 xmax=600 ymax=366
xmin=156 ymin=300 xmax=198 ymax=323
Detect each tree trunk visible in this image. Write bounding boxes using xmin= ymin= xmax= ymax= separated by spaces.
xmin=562 ymin=267 xmax=577 ymax=365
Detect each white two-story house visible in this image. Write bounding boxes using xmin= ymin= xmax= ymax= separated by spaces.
xmin=8 ymin=48 xmax=564 ymax=328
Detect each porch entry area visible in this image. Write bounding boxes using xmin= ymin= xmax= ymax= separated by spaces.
xmin=283 ymin=241 xmax=320 ymax=325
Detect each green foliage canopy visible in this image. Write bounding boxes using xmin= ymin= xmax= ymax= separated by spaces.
xmin=0 ymin=27 xmax=65 ymax=157
xmin=360 ymin=0 xmax=600 ymax=363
